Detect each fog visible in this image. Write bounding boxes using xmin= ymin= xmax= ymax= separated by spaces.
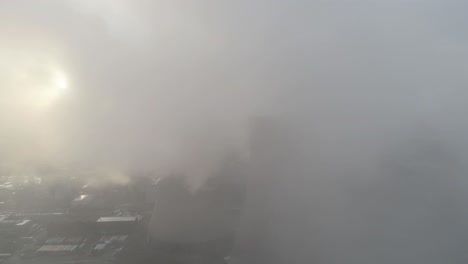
xmin=2 ymin=0 xmax=468 ymax=263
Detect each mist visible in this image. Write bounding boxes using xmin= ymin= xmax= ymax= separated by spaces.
xmin=0 ymin=0 xmax=272 ymax=180
xmin=2 ymin=0 xmax=468 ymax=263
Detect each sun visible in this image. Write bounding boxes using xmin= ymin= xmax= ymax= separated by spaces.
xmin=3 ymin=54 xmax=71 ymax=112
xmin=36 ymin=68 xmax=70 ymax=108
xmin=53 ymin=70 xmax=69 ymax=90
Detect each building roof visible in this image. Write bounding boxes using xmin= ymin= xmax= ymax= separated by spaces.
xmin=37 ymin=245 xmax=77 ymax=253
xmin=96 ymin=216 xmax=137 ymax=223
xmin=73 ymin=194 xmax=89 ymax=202
xmin=15 ymin=219 xmax=31 ymax=226
xmin=94 ymin=244 xmax=106 ymax=251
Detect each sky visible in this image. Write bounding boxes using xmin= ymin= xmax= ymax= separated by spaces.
xmin=1 ymin=0 xmax=468 ymax=175
xmin=0 ymin=0 xmax=275 ymax=180
xmin=2 ymin=1 xmax=468 ymax=262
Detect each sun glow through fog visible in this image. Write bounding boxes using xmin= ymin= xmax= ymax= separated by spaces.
xmin=18 ymin=65 xmax=70 ymax=109
xmin=54 ymin=70 xmax=69 ymax=91
xmin=37 ymin=69 xmax=69 ymax=107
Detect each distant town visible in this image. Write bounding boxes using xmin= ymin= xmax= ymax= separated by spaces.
xmin=0 ymin=166 xmax=246 ymax=264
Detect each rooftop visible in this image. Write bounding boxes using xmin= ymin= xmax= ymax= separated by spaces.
xmin=37 ymin=245 xmax=77 ymax=253
xmin=96 ymin=216 xmax=137 ymax=223
xmin=72 ymin=194 xmax=89 ymax=202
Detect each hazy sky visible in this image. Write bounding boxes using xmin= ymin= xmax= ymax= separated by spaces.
xmin=1 ymin=0 xmax=468 ymax=178
xmin=0 ymin=0 xmax=275 ymax=178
